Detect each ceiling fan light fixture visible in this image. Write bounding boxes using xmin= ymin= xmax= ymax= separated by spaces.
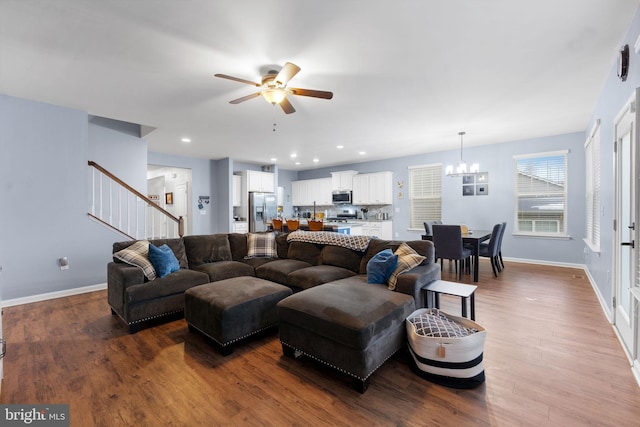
xmin=262 ymin=88 xmax=286 ymax=105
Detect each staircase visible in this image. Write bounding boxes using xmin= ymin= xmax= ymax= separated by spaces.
xmin=88 ymin=161 xmax=183 ymax=240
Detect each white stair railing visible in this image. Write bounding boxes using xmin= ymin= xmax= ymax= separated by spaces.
xmin=88 ymin=161 xmax=183 ymax=240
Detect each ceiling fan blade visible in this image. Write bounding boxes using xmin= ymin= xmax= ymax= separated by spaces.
xmin=214 ymin=74 xmax=261 ymax=87
xmin=229 ymin=92 xmax=261 ymax=104
xmin=275 ymin=62 xmax=301 ymax=86
xmin=288 ymin=87 xmax=333 ymax=99
xmin=279 ymin=97 xmax=296 ymax=114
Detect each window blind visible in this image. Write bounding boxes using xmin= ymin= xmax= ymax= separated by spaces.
xmin=409 ymin=164 xmax=442 ymax=229
xmin=585 ymin=121 xmax=601 ymax=250
xmin=514 ymin=151 xmax=568 ymax=236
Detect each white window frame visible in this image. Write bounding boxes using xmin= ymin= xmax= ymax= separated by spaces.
xmin=408 ymin=164 xmax=442 ymax=230
xmin=584 ymin=119 xmax=601 ymax=252
xmin=513 ymin=150 xmax=569 ymax=238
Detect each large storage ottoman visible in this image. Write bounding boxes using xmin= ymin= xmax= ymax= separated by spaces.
xmin=406 ymin=308 xmax=486 ymax=388
xmin=185 ymin=277 xmax=292 ymax=355
xmin=277 ymin=280 xmax=415 ymax=393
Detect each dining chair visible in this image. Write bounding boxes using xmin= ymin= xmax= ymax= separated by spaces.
xmin=479 ymin=223 xmax=503 ymax=277
xmin=423 ymin=220 xmax=442 ymax=237
xmin=286 ymin=219 xmax=300 ymax=232
xmin=432 ymin=224 xmax=472 ymax=281
xmin=497 ymin=221 xmax=507 ymax=270
xmin=271 ymin=218 xmax=283 ymax=232
xmin=308 ymin=219 xmax=324 ymax=231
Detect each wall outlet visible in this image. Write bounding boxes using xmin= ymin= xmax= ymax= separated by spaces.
xmin=59 ymin=257 xmax=69 ymax=270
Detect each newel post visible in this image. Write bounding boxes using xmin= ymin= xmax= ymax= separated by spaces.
xmin=178 ymin=216 xmax=185 ymax=237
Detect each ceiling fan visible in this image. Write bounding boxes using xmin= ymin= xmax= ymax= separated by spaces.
xmin=214 ymin=62 xmax=333 ymax=114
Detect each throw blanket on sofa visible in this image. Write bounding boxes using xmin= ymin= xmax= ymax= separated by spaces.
xmin=287 ymin=230 xmax=372 ymax=252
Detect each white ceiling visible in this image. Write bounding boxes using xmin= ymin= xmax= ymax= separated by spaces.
xmin=1 ymin=1 xmax=638 ymax=170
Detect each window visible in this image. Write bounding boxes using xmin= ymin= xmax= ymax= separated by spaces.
xmin=514 ymin=150 xmax=568 ymax=237
xmin=409 ymin=164 xmax=442 ymax=229
xmin=585 ymin=120 xmax=601 ymax=251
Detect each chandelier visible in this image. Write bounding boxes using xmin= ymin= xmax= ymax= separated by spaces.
xmin=445 ymin=131 xmax=479 ymax=176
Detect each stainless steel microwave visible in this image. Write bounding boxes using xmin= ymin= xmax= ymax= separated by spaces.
xmin=332 ymin=190 xmax=352 ymax=204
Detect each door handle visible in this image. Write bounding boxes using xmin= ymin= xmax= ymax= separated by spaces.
xmin=629 ymin=222 xmax=636 ymax=230
xmin=621 ymin=241 xmax=635 ymax=248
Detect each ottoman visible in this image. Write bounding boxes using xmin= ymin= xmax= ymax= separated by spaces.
xmin=277 ymin=279 xmax=416 ymax=393
xmin=185 ymin=277 xmax=292 ymax=355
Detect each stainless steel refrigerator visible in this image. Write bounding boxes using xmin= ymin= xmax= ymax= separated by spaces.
xmin=248 ymin=192 xmax=278 ymax=232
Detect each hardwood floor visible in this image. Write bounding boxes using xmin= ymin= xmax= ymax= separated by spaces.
xmin=2 ymin=260 xmax=640 ymax=426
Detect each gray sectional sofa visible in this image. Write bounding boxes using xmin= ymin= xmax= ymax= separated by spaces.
xmin=108 ymin=231 xmax=441 ymax=392
xmin=108 ymin=232 xmax=440 ymax=333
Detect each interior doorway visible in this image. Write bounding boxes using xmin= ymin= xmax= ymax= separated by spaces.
xmin=147 ymin=165 xmax=193 ymax=236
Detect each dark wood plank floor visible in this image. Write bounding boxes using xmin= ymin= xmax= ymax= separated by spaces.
xmin=2 ymin=260 xmax=640 ymax=426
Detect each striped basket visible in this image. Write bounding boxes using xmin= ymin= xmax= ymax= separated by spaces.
xmin=406 ymin=308 xmax=486 ymax=389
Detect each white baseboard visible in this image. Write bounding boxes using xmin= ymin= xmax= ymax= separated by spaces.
xmin=2 ymin=283 xmax=107 ymax=308
xmin=583 ymin=266 xmax=612 ymax=322
xmin=502 ymin=256 xmax=586 ymax=270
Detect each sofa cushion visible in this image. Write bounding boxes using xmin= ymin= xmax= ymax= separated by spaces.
xmin=246 ymin=232 xmax=278 ymax=258
xmin=255 ymin=259 xmax=312 ymax=285
xmin=287 ymin=241 xmax=322 ymax=265
xmin=113 ymin=240 xmax=157 ymax=280
xmin=228 ymin=233 xmax=249 ymax=261
xmin=148 ymin=243 xmax=180 ymax=278
xmin=240 ymin=257 xmax=277 ymax=269
xmin=360 ymin=239 xmax=431 ymax=274
xmin=192 ymin=260 xmax=255 ymax=282
xmin=183 ymin=234 xmax=232 ymax=267
xmin=126 ymin=269 xmax=210 ymax=303
xmin=319 ymin=245 xmax=363 ymax=273
xmin=275 ymin=233 xmax=290 ymax=259
xmin=287 ymin=265 xmax=357 ymax=290
xmin=149 ymin=238 xmax=189 ymax=269
xmin=366 ymin=249 xmax=398 ymax=284
xmin=388 ymin=243 xmax=426 ymax=290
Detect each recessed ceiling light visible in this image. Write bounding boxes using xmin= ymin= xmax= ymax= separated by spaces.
xmin=336 ymin=145 xmax=344 ymax=149
xmin=290 ymin=153 xmax=297 ymax=158
xmin=181 ymin=137 xmax=191 ymax=143
xmin=313 ymin=158 xmax=319 ymax=163
xmin=295 ymin=162 xmax=300 ymax=165
xmin=270 ymin=158 xmax=277 ymax=162
xmin=358 ymin=151 xmax=366 ymax=155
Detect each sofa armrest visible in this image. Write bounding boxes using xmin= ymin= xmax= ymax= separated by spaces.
xmin=108 ymin=262 xmax=144 ymax=314
xmin=394 ymin=263 xmax=441 ymax=308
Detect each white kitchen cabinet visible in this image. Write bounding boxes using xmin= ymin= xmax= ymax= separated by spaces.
xmin=233 ymin=222 xmax=248 ymax=233
xmin=277 ymin=186 xmax=284 ymax=206
xmin=359 ymin=221 xmax=392 ymax=239
xmin=292 ymin=180 xmax=307 ymax=206
xmin=233 ymin=175 xmax=242 ymax=207
xmin=292 ymin=178 xmax=332 ymax=206
xmin=352 ymin=171 xmax=393 ymax=205
xmin=243 ymin=170 xmax=275 ymax=193
xmin=331 ymin=170 xmax=358 ymax=191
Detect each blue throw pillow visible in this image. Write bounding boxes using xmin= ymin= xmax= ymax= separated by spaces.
xmin=148 ymin=243 xmax=180 ymax=278
xmin=366 ymin=249 xmax=398 ymax=284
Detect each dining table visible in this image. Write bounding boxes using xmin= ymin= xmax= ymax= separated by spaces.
xmin=422 ymin=229 xmax=492 ymax=282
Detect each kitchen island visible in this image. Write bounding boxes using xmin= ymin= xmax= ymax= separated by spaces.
xmin=289 ymin=219 xmax=391 ymax=239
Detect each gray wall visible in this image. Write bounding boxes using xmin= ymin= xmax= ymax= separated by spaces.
xmin=584 ymin=4 xmax=640 ymax=314
xmin=0 ymin=95 xmax=147 ymax=300
xmin=147 ymin=151 xmax=216 ymax=236
xmin=297 ymin=131 xmax=585 ymax=264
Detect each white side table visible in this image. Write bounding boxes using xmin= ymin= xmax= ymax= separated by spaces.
xmin=422 ymin=280 xmax=478 ymax=320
